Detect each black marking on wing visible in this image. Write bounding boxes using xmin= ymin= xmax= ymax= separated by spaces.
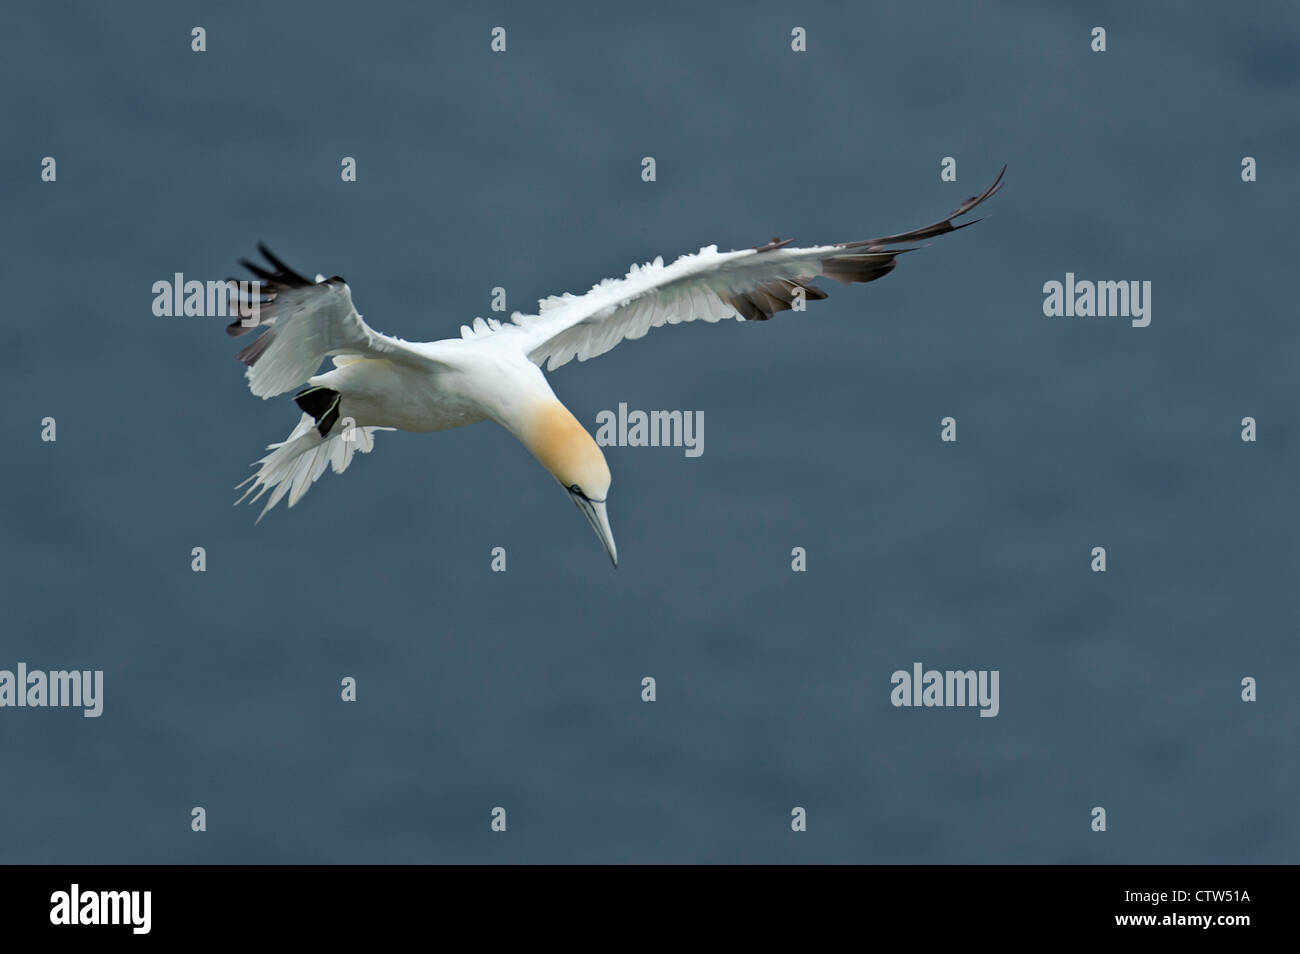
xmin=832 ymin=165 xmax=1005 ymax=252
xmin=295 ymin=386 xmax=342 ymax=437
xmin=732 ymin=165 xmax=1005 ymax=316
xmin=225 ymin=244 xmax=342 ymax=341
xmin=720 ymin=278 xmax=828 ymax=322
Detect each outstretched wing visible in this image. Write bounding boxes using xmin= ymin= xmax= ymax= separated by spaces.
xmin=513 ymin=167 xmax=1004 ymax=371
xmin=226 ymin=244 xmax=439 ymax=398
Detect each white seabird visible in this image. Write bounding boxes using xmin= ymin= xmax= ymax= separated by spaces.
xmin=225 ymin=168 xmax=1005 ymax=565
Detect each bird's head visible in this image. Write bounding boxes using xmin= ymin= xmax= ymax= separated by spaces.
xmin=524 ymin=401 xmax=617 ymax=566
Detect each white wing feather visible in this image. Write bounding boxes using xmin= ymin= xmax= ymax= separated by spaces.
xmin=511 ymin=168 xmax=1005 ymax=371
xmin=228 ymin=246 xmax=441 ymax=398
xmin=517 ymin=245 xmax=838 ymax=371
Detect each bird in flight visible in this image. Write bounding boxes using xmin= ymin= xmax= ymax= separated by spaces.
xmin=225 ymin=167 xmax=1004 ymax=565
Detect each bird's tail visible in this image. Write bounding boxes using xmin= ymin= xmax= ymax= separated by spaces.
xmin=236 ymin=411 xmax=388 ymax=522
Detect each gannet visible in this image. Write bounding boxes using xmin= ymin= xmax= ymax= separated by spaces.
xmin=225 ymin=167 xmax=1004 ymax=565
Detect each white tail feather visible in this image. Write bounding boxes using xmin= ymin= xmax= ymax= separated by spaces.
xmin=236 ymin=414 xmax=388 ymax=522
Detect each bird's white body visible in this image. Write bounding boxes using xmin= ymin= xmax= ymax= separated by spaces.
xmin=308 ymin=339 xmax=530 ymax=435
xmin=225 ymin=168 xmax=1004 ymax=564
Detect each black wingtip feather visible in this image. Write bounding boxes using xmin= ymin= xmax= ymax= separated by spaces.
xmin=258 ymin=243 xmax=311 ymax=283
xmin=242 ymin=243 xmax=313 ymax=288
xmin=239 ymin=258 xmax=279 ymax=283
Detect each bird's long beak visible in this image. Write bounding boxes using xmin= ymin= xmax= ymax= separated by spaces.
xmin=568 ymin=488 xmax=618 ymax=567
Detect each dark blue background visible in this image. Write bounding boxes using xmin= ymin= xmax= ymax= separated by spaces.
xmin=2 ymin=1 xmax=1296 ymax=862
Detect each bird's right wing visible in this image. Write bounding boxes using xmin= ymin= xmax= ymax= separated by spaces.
xmin=510 ymin=167 xmax=1004 ymax=371
xmin=226 ymin=244 xmax=442 ymax=398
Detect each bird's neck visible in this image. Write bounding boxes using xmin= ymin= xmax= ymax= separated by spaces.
xmin=519 ymin=399 xmax=594 ymax=480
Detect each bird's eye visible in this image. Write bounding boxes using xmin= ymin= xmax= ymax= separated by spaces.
xmin=569 ymin=484 xmax=583 ymax=496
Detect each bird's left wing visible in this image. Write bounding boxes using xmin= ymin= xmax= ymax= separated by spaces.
xmin=513 ymin=167 xmax=1004 ymax=372
xmin=226 ymin=244 xmax=442 ymax=398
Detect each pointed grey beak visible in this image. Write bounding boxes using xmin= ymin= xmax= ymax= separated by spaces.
xmin=567 ymin=487 xmax=618 ymax=567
